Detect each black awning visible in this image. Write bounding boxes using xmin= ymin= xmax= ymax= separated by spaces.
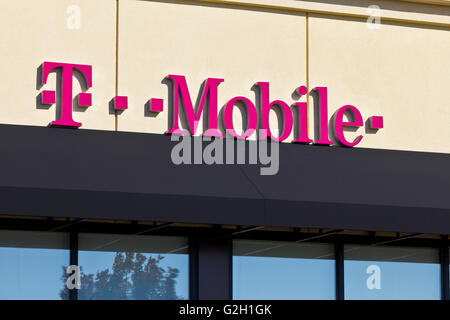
xmin=0 ymin=124 xmax=448 ymax=234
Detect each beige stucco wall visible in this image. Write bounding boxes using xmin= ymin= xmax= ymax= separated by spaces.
xmin=0 ymin=0 xmax=116 ymax=130
xmin=309 ymin=15 xmax=450 ymax=153
xmin=117 ymin=0 xmax=307 ymax=142
xmin=0 ymin=0 xmax=449 ymax=153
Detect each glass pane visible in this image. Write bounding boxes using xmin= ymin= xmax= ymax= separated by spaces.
xmin=344 ymin=245 xmax=440 ymax=300
xmin=78 ymin=233 xmax=189 ymax=300
xmin=0 ymin=230 xmax=69 ymax=300
xmin=233 ymin=240 xmax=335 ymax=300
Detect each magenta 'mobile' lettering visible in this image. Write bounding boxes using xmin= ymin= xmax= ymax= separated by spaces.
xmin=312 ymin=87 xmax=334 ymax=145
xmin=166 ymin=75 xmax=224 ymax=136
xmin=256 ymin=82 xmax=294 ymax=142
xmin=224 ymin=96 xmax=258 ymax=139
xmin=293 ymin=85 xmax=313 ymax=143
xmin=333 ymin=105 xmax=364 ymax=147
xmin=38 ymin=61 xmax=383 ymax=148
xmin=42 ymin=61 xmax=92 ymax=127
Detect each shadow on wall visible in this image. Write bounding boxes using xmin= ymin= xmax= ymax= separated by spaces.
xmin=136 ymin=0 xmax=450 ymax=18
xmin=35 ymin=64 xmax=62 ymax=124
xmin=135 ymin=0 xmax=450 ymax=31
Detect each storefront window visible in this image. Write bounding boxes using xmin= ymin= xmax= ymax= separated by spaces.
xmin=78 ymin=233 xmax=189 ymax=300
xmin=233 ymin=240 xmax=335 ymax=299
xmin=344 ymin=245 xmax=440 ymax=300
xmin=0 ymin=230 xmax=70 ymax=300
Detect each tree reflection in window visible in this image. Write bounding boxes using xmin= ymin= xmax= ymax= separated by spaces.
xmin=60 ymin=252 xmax=182 ymax=300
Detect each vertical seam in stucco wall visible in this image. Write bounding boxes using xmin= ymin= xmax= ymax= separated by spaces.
xmin=115 ymin=0 xmax=119 ymax=131
xmin=306 ymin=12 xmax=310 ymax=137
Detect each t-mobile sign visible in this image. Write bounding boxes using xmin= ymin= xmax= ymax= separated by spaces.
xmin=39 ymin=61 xmax=383 ymax=147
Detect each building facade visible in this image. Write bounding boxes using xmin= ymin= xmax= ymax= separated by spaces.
xmin=0 ymin=0 xmax=449 ymax=300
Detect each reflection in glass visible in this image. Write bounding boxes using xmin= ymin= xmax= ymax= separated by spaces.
xmin=344 ymin=245 xmax=440 ymax=300
xmin=233 ymin=240 xmax=335 ymax=300
xmin=73 ymin=233 xmax=189 ymax=300
xmin=0 ymin=230 xmax=69 ymax=300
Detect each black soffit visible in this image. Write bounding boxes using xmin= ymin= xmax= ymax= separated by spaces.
xmin=0 ymin=124 xmax=448 ymax=234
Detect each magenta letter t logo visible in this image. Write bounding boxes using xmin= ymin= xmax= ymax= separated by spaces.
xmin=41 ymin=61 xmax=93 ymax=127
